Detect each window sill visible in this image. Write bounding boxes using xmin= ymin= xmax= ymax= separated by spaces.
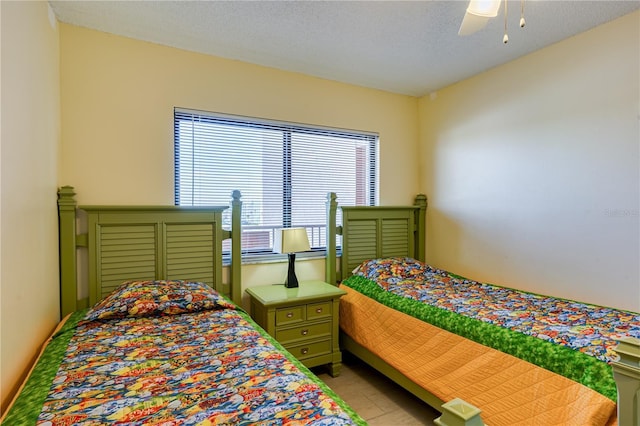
xmin=222 ymin=250 xmax=329 ymax=267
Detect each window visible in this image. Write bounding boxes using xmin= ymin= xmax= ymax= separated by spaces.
xmin=174 ymin=108 xmax=378 ymax=260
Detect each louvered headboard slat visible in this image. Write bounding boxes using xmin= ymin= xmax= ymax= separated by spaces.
xmin=325 ymin=193 xmax=427 ymax=284
xmin=58 ymin=186 xmax=243 ymax=317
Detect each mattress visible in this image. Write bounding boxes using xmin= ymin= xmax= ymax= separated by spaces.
xmin=2 ymin=280 xmax=364 ymax=425
xmin=340 ymin=285 xmax=616 ymax=425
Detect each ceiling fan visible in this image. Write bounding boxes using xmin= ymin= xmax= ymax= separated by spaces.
xmin=458 ymin=0 xmax=526 ymax=43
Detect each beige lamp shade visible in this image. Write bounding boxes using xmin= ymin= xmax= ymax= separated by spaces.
xmin=273 ymin=228 xmax=311 ymax=254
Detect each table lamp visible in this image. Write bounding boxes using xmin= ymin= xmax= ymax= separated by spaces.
xmin=273 ymin=228 xmax=310 ymax=288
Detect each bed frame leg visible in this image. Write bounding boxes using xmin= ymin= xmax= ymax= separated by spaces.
xmin=434 ymin=398 xmax=485 ymax=426
xmin=612 ymin=337 xmax=640 ymax=426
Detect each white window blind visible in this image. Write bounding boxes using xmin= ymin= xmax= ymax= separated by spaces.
xmin=174 ymin=108 xmax=378 ymax=258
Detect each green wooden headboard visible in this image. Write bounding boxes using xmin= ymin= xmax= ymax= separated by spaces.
xmin=58 ymin=186 xmax=243 ymax=317
xmin=325 ymin=192 xmax=427 ymax=284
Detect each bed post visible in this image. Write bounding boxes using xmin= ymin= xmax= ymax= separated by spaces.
xmin=230 ymin=190 xmax=242 ymax=306
xmin=58 ymin=186 xmax=78 ymax=318
xmin=414 ymin=194 xmax=427 ymax=262
xmin=435 ymin=398 xmax=485 ymax=426
xmin=612 ymin=337 xmax=640 ymax=426
xmin=326 ymin=192 xmax=338 ymax=284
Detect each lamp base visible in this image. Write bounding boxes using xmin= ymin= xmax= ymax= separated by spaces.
xmin=285 ymin=253 xmax=299 ymax=288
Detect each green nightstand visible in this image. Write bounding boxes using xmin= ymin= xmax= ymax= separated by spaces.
xmin=246 ymin=280 xmax=346 ymax=377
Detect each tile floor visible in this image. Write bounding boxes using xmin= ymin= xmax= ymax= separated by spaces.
xmin=313 ymin=353 xmax=441 ymax=425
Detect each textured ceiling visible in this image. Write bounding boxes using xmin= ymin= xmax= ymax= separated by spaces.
xmin=49 ymin=0 xmax=639 ymax=97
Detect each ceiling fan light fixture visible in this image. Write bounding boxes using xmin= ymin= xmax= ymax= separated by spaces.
xmin=458 ymin=0 xmax=502 ymax=36
xmin=467 ymin=0 xmax=501 ymax=18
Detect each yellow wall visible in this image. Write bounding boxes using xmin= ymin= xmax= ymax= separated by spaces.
xmin=58 ymin=24 xmax=420 ymax=298
xmin=59 ymin=24 xmax=420 ymax=207
xmin=0 ymin=1 xmax=61 ymax=413
xmin=418 ymin=11 xmax=640 ymax=312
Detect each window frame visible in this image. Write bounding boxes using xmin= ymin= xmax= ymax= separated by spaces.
xmin=174 ymin=108 xmax=379 ymax=262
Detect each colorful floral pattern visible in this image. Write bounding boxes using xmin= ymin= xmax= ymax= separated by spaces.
xmin=352 ymin=257 xmax=640 ymax=364
xmin=31 ymin=307 xmax=360 ymax=424
xmin=85 ymin=280 xmax=236 ymax=321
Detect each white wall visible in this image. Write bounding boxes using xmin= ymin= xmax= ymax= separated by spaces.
xmin=419 ymin=11 xmax=639 ymax=312
xmin=0 ymin=1 xmax=61 ymax=413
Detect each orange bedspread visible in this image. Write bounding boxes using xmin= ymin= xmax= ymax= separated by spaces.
xmin=339 ymin=285 xmax=617 ymax=426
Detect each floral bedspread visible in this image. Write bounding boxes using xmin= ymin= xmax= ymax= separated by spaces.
xmin=30 ymin=308 xmax=359 ymax=425
xmin=352 ymin=258 xmax=640 ymax=364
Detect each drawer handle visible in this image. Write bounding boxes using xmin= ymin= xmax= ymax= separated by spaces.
xmin=301 ymin=348 xmax=309 ymax=355
xmin=315 ymin=308 xmax=323 ymax=313
xmin=301 ymin=329 xmax=309 ymax=335
xmin=286 ymin=312 xmax=293 ymax=318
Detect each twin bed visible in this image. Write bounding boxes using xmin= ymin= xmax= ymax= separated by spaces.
xmin=325 ymin=192 xmax=640 ymax=426
xmin=3 ymin=187 xmax=639 ymax=425
xmin=1 ymin=187 xmax=364 ymax=425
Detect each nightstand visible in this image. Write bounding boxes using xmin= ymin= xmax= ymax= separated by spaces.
xmin=246 ymin=280 xmax=346 ymax=377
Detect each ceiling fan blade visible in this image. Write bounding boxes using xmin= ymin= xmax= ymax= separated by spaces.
xmin=458 ymin=0 xmax=501 ymax=36
xmin=458 ymin=11 xmax=491 ymax=35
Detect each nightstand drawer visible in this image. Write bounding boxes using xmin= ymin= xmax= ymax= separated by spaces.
xmin=284 ymin=339 xmax=331 ymax=360
xmin=307 ymin=302 xmax=331 ymax=320
xmin=276 ymin=321 xmax=331 ymax=344
xmin=276 ymin=306 xmax=304 ymax=326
